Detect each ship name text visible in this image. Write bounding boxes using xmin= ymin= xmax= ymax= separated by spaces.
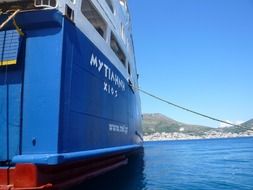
xmin=90 ymin=54 xmax=125 ymax=98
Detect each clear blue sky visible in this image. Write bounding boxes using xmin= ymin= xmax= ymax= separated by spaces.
xmin=128 ymin=0 xmax=253 ymax=127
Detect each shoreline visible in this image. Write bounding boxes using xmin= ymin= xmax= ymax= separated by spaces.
xmin=143 ymin=132 xmax=253 ymax=142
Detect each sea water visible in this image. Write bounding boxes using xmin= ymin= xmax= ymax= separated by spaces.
xmin=75 ymin=137 xmax=253 ymax=190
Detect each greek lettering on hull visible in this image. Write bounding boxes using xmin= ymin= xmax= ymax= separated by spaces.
xmin=90 ymin=53 xmax=125 ymax=97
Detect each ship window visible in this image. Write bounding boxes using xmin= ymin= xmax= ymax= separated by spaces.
xmin=128 ymin=62 xmax=131 ymax=75
xmin=120 ymin=0 xmax=126 ymax=7
xmin=120 ymin=23 xmax=125 ymax=42
xmin=106 ymin=0 xmax=114 ymax=13
xmin=110 ymin=33 xmax=126 ymax=66
xmin=65 ymin=5 xmax=74 ymax=21
xmin=81 ymin=0 xmax=107 ymax=39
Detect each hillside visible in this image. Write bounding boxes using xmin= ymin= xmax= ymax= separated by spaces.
xmin=143 ymin=113 xmax=212 ymax=136
xmin=142 ymin=113 xmax=253 ymax=140
xmin=219 ymin=119 xmax=253 ymax=134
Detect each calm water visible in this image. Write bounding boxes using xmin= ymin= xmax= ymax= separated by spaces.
xmin=75 ymin=137 xmax=253 ymax=190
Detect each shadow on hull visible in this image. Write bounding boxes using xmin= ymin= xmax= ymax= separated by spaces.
xmin=74 ymin=149 xmax=146 ymax=190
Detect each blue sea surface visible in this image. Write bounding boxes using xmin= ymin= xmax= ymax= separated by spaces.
xmin=76 ymin=137 xmax=253 ymax=190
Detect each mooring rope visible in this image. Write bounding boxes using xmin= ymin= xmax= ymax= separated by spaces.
xmin=0 ymin=9 xmax=21 ymax=30
xmin=130 ymin=83 xmax=242 ymax=128
xmin=12 ymin=18 xmax=24 ymax=36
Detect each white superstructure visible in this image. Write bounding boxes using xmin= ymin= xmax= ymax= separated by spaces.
xmin=0 ymin=0 xmax=138 ymax=86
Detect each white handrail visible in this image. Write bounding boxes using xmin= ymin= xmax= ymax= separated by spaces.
xmin=34 ymin=0 xmax=58 ymax=9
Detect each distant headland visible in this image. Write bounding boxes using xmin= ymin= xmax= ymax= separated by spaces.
xmin=143 ymin=113 xmax=253 ymax=141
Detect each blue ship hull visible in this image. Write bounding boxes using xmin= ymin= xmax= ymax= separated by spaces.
xmin=0 ymin=10 xmax=142 ymax=189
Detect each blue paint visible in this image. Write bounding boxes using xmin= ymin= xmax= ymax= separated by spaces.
xmin=58 ymin=19 xmax=132 ymax=153
xmin=0 ymin=10 xmax=142 ymax=165
xmin=0 ymin=86 xmax=8 ymax=161
xmin=21 ymin=26 xmax=63 ymax=154
xmin=0 ymin=30 xmax=23 ymax=162
xmin=59 ymin=17 xmax=141 ymax=155
xmin=0 ymin=10 xmax=62 ymax=32
xmin=0 ymin=70 xmax=23 ymax=163
xmin=7 ymin=84 xmax=22 ymax=159
xmin=0 ymin=11 xmax=62 ymax=163
xmin=13 ymin=144 xmax=141 ymax=165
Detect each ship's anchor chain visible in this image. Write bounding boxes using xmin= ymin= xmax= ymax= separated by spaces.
xmin=0 ymin=9 xmax=24 ymax=36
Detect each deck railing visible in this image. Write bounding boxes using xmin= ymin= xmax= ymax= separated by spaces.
xmin=34 ymin=0 xmax=58 ymax=8
xmin=0 ymin=0 xmax=58 ymax=13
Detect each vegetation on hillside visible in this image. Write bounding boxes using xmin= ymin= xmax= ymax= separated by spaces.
xmin=142 ymin=113 xmax=253 ymax=136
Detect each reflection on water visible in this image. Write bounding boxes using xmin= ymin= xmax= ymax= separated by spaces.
xmin=73 ymin=138 xmax=253 ymax=190
xmin=74 ymin=149 xmax=146 ymax=190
